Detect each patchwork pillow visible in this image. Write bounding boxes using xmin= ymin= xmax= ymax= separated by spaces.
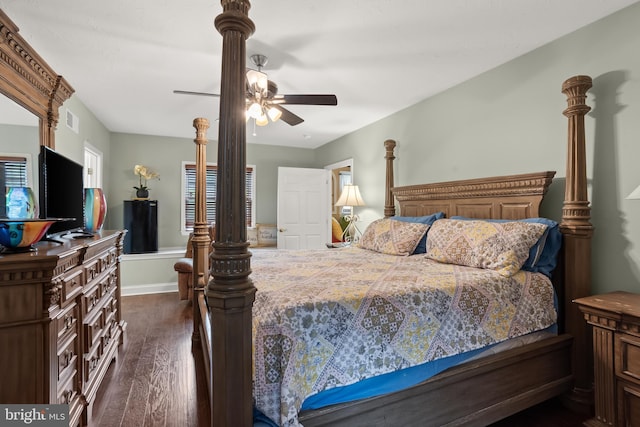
xmin=426 ymin=219 xmax=548 ymax=277
xmin=359 ymin=218 xmax=430 ymax=256
xmin=451 ymin=216 xmax=562 ymax=278
xmin=391 ymin=212 xmax=446 ymax=254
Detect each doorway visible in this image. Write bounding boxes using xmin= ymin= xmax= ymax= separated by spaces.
xmin=84 ymin=142 xmax=103 ymax=188
xmin=325 ymin=159 xmax=354 ymax=217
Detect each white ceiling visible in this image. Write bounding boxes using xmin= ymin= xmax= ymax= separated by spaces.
xmin=1 ymin=0 xmax=638 ymax=149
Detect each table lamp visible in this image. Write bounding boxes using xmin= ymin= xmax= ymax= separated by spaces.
xmin=335 ymin=184 xmax=366 ymax=242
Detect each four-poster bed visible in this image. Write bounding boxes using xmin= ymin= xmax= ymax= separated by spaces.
xmin=192 ymin=1 xmax=593 ymax=426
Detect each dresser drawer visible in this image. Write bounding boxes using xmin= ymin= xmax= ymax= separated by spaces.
xmin=83 ymin=338 xmax=103 ymax=384
xmin=56 ymin=302 xmax=79 ymax=344
xmin=617 ymin=380 xmax=640 ymax=427
xmin=82 ymin=284 xmax=102 ymax=316
xmin=85 ymin=248 xmax=117 ymax=287
xmin=84 ymin=258 xmax=101 ymax=285
xmin=103 ymin=293 xmax=117 ymax=325
xmin=100 ymin=248 xmax=117 ymax=271
xmin=100 ymin=269 xmax=117 ymax=296
xmin=84 ymin=308 xmax=104 ymax=353
xmin=57 ymin=370 xmax=79 ymax=405
xmin=60 ymin=267 xmax=83 ymax=306
xmin=616 ymin=333 xmax=640 ymax=384
xmin=57 ymin=334 xmax=78 ymax=383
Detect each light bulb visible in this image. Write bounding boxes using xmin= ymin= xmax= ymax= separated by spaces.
xmin=256 ymin=113 xmax=269 ymax=126
xmin=246 ymin=69 xmax=268 ymax=91
xmin=268 ymin=107 xmax=282 ymax=122
xmin=247 ymin=102 xmax=262 ymax=119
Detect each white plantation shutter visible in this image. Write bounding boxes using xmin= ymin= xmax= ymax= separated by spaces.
xmin=1 ymin=155 xmax=28 ymax=187
xmin=183 ymin=163 xmax=254 ymax=231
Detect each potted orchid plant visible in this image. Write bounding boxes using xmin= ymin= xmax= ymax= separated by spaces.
xmin=133 ymin=164 xmax=159 ymax=199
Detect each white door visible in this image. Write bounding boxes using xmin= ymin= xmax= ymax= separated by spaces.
xmin=277 ymin=167 xmax=331 ymax=249
xmin=83 ymin=143 xmax=103 ymax=188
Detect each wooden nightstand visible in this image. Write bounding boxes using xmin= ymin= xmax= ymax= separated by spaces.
xmin=574 ymin=291 xmax=640 ymax=427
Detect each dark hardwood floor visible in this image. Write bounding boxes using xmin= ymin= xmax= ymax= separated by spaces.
xmin=92 ymin=292 xmax=589 ymax=427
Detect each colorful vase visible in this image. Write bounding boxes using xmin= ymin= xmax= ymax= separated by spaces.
xmin=5 ymin=186 xmax=38 ymax=219
xmin=84 ymin=188 xmax=107 ymax=233
xmin=0 ymin=219 xmax=56 ymax=250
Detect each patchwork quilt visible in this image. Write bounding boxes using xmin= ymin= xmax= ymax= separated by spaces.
xmin=251 ymin=246 xmax=557 ymax=426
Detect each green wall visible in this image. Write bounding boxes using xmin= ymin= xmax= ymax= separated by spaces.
xmin=108 ymin=132 xmax=316 ymax=248
xmin=315 ymin=3 xmax=640 ymax=295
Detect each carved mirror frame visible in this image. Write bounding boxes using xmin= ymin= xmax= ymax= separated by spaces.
xmin=0 ymin=9 xmax=74 ymax=149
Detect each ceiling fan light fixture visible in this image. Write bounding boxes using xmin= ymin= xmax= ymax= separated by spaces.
xmin=256 ymin=113 xmax=269 ymax=127
xmin=247 ymin=102 xmax=262 ymax=119
xmin=268 ymin=106 xmax=282 ymax=122
xmin=246 ymin=69 xmax=268 ymax=92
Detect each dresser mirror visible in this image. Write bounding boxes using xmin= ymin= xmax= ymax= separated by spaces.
xmin=0 ymin=9 xmax=74 ymax=150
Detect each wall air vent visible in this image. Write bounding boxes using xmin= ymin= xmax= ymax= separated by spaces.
xmin=66 ymin=108 xmax=79 ymax=134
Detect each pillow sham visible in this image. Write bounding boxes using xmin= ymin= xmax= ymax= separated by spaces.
xmin=359 ymin=218 xmax=429 ymax=256
xmin=451 ymin=216 xmax=562 ymax=277
xmin=426 ymin=219 xmax=548 ymax=277
xmin=391 ymin=212 xmax=446 ymax=254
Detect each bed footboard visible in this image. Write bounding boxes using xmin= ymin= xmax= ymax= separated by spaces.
xmin=299 ymin=335 xmax=573 ymax=427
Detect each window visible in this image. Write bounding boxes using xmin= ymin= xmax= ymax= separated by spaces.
xmin=181 ymin=162 xmax=255 ymax=233
xmin=0 ymin=154 xmax=31 ymax=187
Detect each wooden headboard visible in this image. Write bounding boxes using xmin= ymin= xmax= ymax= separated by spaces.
xmin=390 ymin=170 xmax=555 ymax=220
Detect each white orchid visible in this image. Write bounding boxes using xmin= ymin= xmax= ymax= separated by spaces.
xmin=133 ymin=164 xmax=159 ymax=190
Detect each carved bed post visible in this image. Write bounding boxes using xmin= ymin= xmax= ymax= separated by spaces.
xmin=560 ymin=75 xmax=594 ymax=412
xmin=384 ymin=139 xmax=397 ymax=217
xmin=191 ymin=118 xmax=211 ymax=342
xmin=209 ymin=1 xmax=256 ymax=426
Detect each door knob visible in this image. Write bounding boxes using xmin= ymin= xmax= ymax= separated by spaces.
xmin=279 ymin=228 xmax=286 ymax=232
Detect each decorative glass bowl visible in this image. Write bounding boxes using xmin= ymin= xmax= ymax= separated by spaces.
xmin=0 ymin=218 xmax=57 ymax=252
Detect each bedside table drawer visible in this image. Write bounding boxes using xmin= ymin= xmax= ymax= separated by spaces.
xmin=617 ymin=333 xmax=640 ymax=384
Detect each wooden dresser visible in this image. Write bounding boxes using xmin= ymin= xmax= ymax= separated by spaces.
xmin=575 ymin=291 xmax=640 ymax=427
xmin=0 ymin=230 xmax=127 ymax=427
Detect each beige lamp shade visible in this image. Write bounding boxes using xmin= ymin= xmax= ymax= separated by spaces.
xmin=627 ymin=184 xmax=640 ymax=200
xmin=335 ymin=184 xmax=365 ymax=207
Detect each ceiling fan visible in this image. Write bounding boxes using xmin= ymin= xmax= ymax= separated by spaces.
xmin=174 ymin=54 xmax=337 ymax=126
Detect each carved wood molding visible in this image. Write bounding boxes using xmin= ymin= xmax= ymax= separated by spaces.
xmin=0 ymin=9 xmax=74 ymax=148
xmin=392 ymin=171 xmax=555 ymax=202
xmin=582 ymin=312 xmax=619 ymax=330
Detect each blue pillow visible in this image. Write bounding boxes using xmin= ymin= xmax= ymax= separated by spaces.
xmin=391 ymin=212 xmax=446 ymax=254
xmin=450 ymin=216 xmax=562 ymax=278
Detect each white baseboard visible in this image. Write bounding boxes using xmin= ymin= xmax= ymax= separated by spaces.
xmin=121 ymin=282 xmax=178 ymax=296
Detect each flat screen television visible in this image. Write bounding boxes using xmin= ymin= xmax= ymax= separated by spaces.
xmin=39 ymin=146 xmax=85 ymax=236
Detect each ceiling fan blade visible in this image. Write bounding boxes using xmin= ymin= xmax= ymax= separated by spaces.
xmin=273 ymin=105 xmax=304 ymax=126
xmin=173 ymin=90 xmax=220 ymax=97
xmin=273 ymin=94 xmax=337 ymax=106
